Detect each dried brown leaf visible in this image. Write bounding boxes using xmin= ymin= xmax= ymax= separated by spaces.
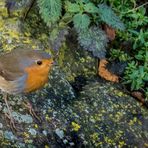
xmin=104 ymin=24 xmax=116 ymax=41
xmin=98 ymin=59 xmax=119 ymax=82
xmin=131 ymin=91 xmax=145 ymax=104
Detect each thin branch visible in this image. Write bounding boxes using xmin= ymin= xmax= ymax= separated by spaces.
xmin=23 ymin=0 xmax=36 ymax=20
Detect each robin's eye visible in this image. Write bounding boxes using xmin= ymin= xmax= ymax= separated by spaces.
xmin=36 ymin=60 xmax=42 ymax=65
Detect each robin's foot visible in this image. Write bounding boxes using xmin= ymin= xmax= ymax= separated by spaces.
xmin=5 ymin=112 xmax=17 ymax=131
xmin=23 ymin=101 xmax=41 ymax=122
xmin=3 ymin=93 xmax=17 ymax=130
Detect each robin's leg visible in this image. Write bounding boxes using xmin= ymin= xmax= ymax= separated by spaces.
xmin=3 ymin=93 xmax=16 ymax=130
xmin=23 ymin=100 xmax=41 ymax=122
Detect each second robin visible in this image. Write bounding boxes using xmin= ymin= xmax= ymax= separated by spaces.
xmin=0 ymin=47 xmax=54 ymax=129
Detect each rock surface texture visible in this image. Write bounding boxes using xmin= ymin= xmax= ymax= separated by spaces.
xmin=0 ymin=0 xmax=147 ymax=147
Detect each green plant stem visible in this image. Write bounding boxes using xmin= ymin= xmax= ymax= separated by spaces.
xmin=122 ymin=2 xmax=148 ymax=14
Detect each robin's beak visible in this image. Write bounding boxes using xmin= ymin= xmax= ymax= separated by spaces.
xmin=48 ymin=59 xmax=54 ymax=66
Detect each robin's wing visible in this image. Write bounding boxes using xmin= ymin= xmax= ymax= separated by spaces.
xmin=0 ymin=51 xmax=28 ymax=94
xmin=0 ymin=72 xmax=27 ymax=94
xmin=0 ymin=68 xmax=24 ymax=81
xmin=0 ymin=52 xmax=25 ymax=81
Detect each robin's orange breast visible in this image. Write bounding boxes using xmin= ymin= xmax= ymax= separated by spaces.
xmin=24 ymin=59 xmax=53 ymax=93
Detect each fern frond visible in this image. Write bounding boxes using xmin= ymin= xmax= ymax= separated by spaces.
xmin=98 ymin=4 xmax=125 ymax=31
xmin=78 ymin=26 xmax=108 ymax=59
xmin=37 ymin=0 xmax=62 ymax=26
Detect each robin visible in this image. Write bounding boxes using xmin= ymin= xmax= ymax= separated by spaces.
xmin=0 ymin=47 xmax=54 ymax=129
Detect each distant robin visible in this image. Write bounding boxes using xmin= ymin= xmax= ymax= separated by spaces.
xmin=0 ymin=47 xmax=53 ymax=129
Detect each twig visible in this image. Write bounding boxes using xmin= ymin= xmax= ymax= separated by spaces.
xmin=23 ymin=0 xmax=36 ymax=20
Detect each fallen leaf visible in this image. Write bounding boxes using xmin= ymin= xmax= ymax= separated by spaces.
xmin=104 ymin=24 xmax=116 ymax=41
xmin=98 ymin=59 xmax=119 ymax=82
xmin=131 ymin=91 xmax=145 ymax=104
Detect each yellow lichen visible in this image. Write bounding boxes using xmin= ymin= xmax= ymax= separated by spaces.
xmin=23 ymin=132 xmax=30 ymax=138
xmin=144 ymin=143 xmax=148 ymax=147
xmin=128 ymin=117 xmax=137 ymax=126
xmin=32 ymin=45 xmax=37 ymax=49
xmin=45 ymin=48 xmax=52 ymax=55
xmin=119 ymin=141 xmax=126 ymax=147
xmin=45 ymin=145 xmax=49 ymax=148
xmin=71 ymin=122 xmax=81 ymax=132
xmin=114 ymin=112 xmax=123 ymax=122
xmin=12 ymin=10 xmax=22 ymax=17
xmin=24 ymin=32 xmax=31 ymax=37
xmin=90 ymin=132 xmax=101 ymax=145
xmin=104 ymin=137 xmax=114 ymax=144
xmin=2 ymin=44 xmax=15 ymax=51
xmin=34 ymin=124 xmax=38 ymax=129
xmin=90 ymin=133 xmax=103 ymax=147
xmin=93 ymin=114 xmax=103 ymax=121
xmin=23 ymin=38 xmax=32 ymax=44
xmin=39 ymin=33 xmax=48 ymax=41
xmin=0 ymin=1 xmax=8 ymax=17
xmin=0 ymin=19 xmax=4 ymax=31
xmin=7 ymin=30 xmax=20 ymax=40
xmin=45 ymin=114 xmax=51 ymax=122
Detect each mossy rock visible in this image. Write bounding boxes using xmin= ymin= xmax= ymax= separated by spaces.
xmin=0 ymin=1 xmax=147 ymax=147
xmin=0 ymin=80 xmax=148 ymax=147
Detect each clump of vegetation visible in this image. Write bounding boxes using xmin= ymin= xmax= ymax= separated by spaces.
xmin=5 ymin=0 xmax=146 ymax=98
xmin=107 ymin=1 xmax=148 ymax=99
xmin=33 ymin=0 xmax=148 ymax=99
xmin=37 ymin=0 xmax=125 ymax=58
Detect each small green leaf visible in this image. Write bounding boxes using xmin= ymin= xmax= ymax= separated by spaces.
xmin=139 ymin=66 xmax=144 ymax=77
xmin=78 ymin=26 xmax=108 ymax=58
xmin=38 ymin=0 xmax=62 ymax=26
xmin=144 ymin=75 xmax=148 ymax=81
xmin=98 ymin=4 xmax=125 ymax=30
xmin=135 ymin=54 xmax=143 ymax=60
xmin=73 ymin=13 xmax=90 ymax=31
xmin=65 ymin=2 xmax=80 ymax=13
xmin=84 ymin=2 xmax=99 ymax=13
xmin=131 ymin=81 xmax=136 ymax=90
xmin=81 ymin=0 xmax=89 ymax=4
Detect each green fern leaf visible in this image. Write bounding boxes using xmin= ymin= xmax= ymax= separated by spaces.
xmin=37 ymin=0 xmax=62 ymax=26
xmin=73 ymin=13 xmax=90 ymax=31
xmin=78 ymin=26 xmax=108 ymax=59
xmin=98 ymin=4 xmax=125 ymax=30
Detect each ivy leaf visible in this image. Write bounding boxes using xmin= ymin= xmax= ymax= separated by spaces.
xmin=37 ymin=0 xmax=62 ymax=26
xmin=73 ymin=13 xmax=90 ymax=31
xmin=65 ymin=1 xmax=80 ymax=13
xmin=78 ymin=26 xmax=108 ymax=59
xmin=98 ymin=4 xmax=125 ymax=30
xmin=84 ymin=2 xmax=99 ymax=13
